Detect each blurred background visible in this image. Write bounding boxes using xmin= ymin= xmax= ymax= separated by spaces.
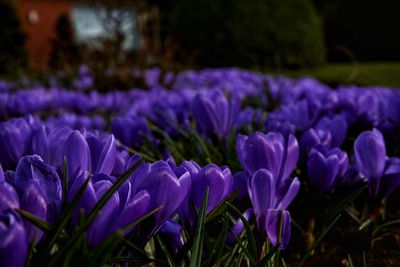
xmin=2 ymin=0 xmax=400 ymax=88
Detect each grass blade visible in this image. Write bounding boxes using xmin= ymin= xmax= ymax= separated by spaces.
xmin=226 ymin=202 xmax=257 ymax=262
xmin=15 ymin=208 xmax=52 ymax=233
xmin=190 ymin=188 xmax=209 ymax=267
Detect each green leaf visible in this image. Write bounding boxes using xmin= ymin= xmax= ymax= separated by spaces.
xmin=325 ymin=185 xmax=366 ymax=224
xmin=156 ymin=235 xmax=177 ymax=267
xmin=34 ymin=173 xmax=92 ymax=266
xmin=205 ymin=191 xmax=239 ymax=223
xmin=372 ymin=218 xmax=400 ymax=236
xmin=47 ymin=159 xmax=143 ymax=266
xmin=190 ymin=188 xmax=209 ymax=267
xmin=229 ymin=233 xmax=256 ymax=267
xmin=15 ymin=208 xmax=52 ymax=233
xmin=226 ymin=202 xmax=257 ymax=262
xmin=204 ymin=212 xmax=230 ymax=266
xmin=363 ymin=251 xmax=368 ymax=267
xmin=347 ymin=254 xmax=355 ymax=267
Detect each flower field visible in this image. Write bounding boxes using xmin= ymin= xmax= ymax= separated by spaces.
xmin=1 ymin=68 xmax=400 ymax=266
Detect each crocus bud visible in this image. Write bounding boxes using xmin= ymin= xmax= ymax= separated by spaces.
xmin=0 ymin=210 xmax=28 ymax=267
xmin=315 ymin=115 xmax=348 ymax=147
xmin=192 ymin=89 xmax=240 ymax=139
xmin=237 ymin=132 xmax=298 ymax=186
xmin=111 ymin=116 xmax=149 ymax=148
xmin=134 ymin=161 xmax=191 ymax=241
xmin=300 ymin=128 xmax=332 ymax=160
xmin=159 ymin=220 xmax=184 ymax=255
xmin=354 ymin=129 xmax=387 ymax=197
xmin=307 ymin=146 xmax=349 ymax=192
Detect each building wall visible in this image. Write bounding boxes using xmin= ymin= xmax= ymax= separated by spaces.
xmin=17 ymin=0 xmax=71 ymax=71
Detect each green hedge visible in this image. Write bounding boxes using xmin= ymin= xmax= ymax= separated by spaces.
xmin=170 ymin=0 xmax=325 ymax=68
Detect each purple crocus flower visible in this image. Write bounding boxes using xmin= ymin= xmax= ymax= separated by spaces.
xmin=14 ymin=155 xmax=62 ymax=241
xmin=247 ymin=169 xmax=299 ymax=248
xmin=354 ymin=129 xmax=400 ymax=198
xmin=192 ymin=89 xmax=240 ymax=139
xmin=300 ymin=128 xmax=332 ymax=161
xmin=111 ymin=116 xmax=150 ymax=148
xmin=236 ymin=131 xmax=299 ymax=187
xmin=130 ymin=161 xmax=191 ymax=242
xmin=232 ymin=171 xmax=249 ymax=199
xmin=0 ymin=210 xmax=28 ymax=267
xmin=159 ymin=220 xmax=184 ymax=255
xmin=307 ymin=146 xmax=349 ymax=192
xmin=227 ymin=208 xmax=255 ymax=243
xmin=178 ymin=162 xmax=232 ymax=231
xmin=315 ymin=115 xmax=348 ymax=147
xmin=0 ymin=166 xmax=19 ymax=212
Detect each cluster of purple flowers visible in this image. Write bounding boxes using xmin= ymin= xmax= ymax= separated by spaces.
xmin=1 ymin=68 xmax=400 ymax=266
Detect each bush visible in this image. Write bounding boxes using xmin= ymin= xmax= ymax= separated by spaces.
xmin=170 ymin=0 xmax=325 ymax=68
xmin=0 ymin=0 xmax=27 ymax=73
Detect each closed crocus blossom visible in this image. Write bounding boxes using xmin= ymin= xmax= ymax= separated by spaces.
xmin=159 ymin=220 xmax=184 ymax=255
xmin=354 ymin=129 xmax=387 ymax=197
xmin=0 ymin=210 xmax=28 ymax=267
xmin=132 ymin=161 xmax=191 ymax=242
xmin=192 ymin=89 xmax=240 ymax=139
xmin=86 ymin=175 xmax=120 ymax=246
xmin=237 ymin=132 xmax=298 ymax=187
xmin=315 ymin=115 xmax=348 ymax=147
xmin=111 ymin=116 xmax=149 ymax=148
xmin=15 ymin=155 xmax=62 ymax=241
xmin=177 ymin=162 xmax=232 ymax=231
xmin=247 ymin=169 xmax=299 ymax=247
xmin=307 ymin=146 xmax=349 ymax=192
xmin=300 ymin=128 xmax=332 ymax=160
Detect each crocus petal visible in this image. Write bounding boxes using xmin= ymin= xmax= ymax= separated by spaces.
xmin=116 ymin=189 xmax=150 ymax=231
xmin=95 ymin=135 xmax=116 ymax=175
xmin=266 ymin=209 xmax=291 ymax=249
xmin=244 ymin=133 xmax=280 ymax=176
xmin=280 ymin=134 xmax=299 ymax=182
xmin=20 ymin=181 xmax=47 ymax=242
xmin=0 ymin=210 xmax=28 ymax=267
xmin=276 ymin=178 xmax=300 ymax=210
xmin=248 ymin=169 xmax=275 ymax=228
xmin=64 ymin=131 xmax=91 ymax=183
xmin=0 ymin=182 xmax=19 ymax=213
xmin=380 ymin=158 xmax=400 ymax=198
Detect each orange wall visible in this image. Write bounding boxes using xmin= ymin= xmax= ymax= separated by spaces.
xmin=18 ymin=0 xmax=72 ymax=71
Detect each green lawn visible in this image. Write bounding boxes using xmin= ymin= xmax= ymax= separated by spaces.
xmin=277 ymin=62 xmax=400 ymax=88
